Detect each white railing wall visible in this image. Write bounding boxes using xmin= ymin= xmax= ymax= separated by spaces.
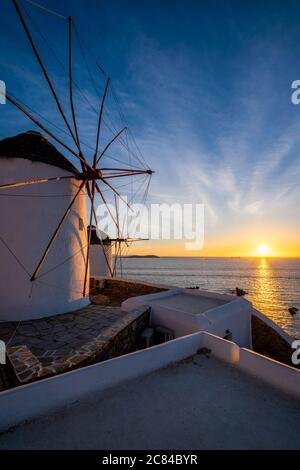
xmin=0 ymin=330 xmax=299 ymax=433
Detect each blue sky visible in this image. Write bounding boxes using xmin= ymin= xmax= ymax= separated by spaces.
xmin=1 ymin=0 xmax=300 ymax=256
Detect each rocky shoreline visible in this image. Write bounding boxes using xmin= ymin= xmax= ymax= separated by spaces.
xmin=252 ymin=315 xmax=299 ymax=369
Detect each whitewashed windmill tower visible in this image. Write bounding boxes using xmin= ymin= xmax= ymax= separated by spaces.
xmin=0 ymin=131 xmax=88 ymax=320
xmin=0 ymin=0 xmax=153 ymax=321
xmin=88 ymin=226 xmax=113 ymax=278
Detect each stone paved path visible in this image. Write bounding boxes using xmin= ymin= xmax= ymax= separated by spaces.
xmin=0 ymin=304 xmax=149 ymax=385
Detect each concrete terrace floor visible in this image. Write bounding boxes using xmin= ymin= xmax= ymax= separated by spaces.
xmin=1 ymin=354 xmax=300 ymax=450
xmin=150 ymin=293 xmax=228 ymax=314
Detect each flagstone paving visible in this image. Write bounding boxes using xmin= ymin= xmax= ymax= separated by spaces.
xmin=0 ymin=304 xmax=150 ymax=385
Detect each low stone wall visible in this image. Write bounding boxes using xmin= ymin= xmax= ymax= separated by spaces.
xmin=90 ymin=277 xmax=167 ymax=306
xmin=96 ymin=307 xmax=150 ymax=362
xmin=90 ymin=277 xmax=106 ymax=291
xmin=252 ymin=315 xmax=299 ymax=369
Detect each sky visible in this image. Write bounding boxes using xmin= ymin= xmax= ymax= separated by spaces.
xmin=1 ymin=0 xmax=300 ymax=257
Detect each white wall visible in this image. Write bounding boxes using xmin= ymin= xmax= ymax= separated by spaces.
xmin=203 ymin=297 xmax=252 ymax=347
xmin=0 ymin=331 xmax=205 ymax=432
xmin=90 ymin=244 xmax=112 ymax=277
xmin=122 ymin=289 xmax=252 ymax=347
xmin=238 ymin=348 xmax=300 ymax=397
xmin=202 ymin=332 xmax=240 ymax=364
xmin=0 ymin=158 xmax=89 ymax=321
xmin=204 ymin=333 xmax=300 ymax=399
xmin=1 ymin=330 xmax=300 ymax=432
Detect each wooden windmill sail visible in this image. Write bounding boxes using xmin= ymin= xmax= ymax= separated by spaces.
xmin=109 ymin=194 xmax=150 ymax=277
xmin=0 ymin=0 xmax=153 ymax=317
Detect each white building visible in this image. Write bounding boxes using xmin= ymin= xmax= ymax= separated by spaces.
xmin=0 ymin=131 xmax=89 ymax=321
xmin=88 ymin=225 xmax=112 ymax=278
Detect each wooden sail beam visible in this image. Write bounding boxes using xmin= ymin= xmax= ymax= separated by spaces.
xmin=83 ymin=181 xmax=95 ymax=296
xmin=113 ymin=193 xmax=123 ymax=275
xmin=12 ymin=0 xmax=84 ymax=155
xmin=0 ymin=175 xmax=74 ymax=191
xmin=94 ymin=181 xmax=120 ymax=231
xmin=111 ymin=237 xmax=150 ymax=275
xmin=100 ymin=171 xmax=153 ymax=179
xmin=94 ymin=77 xmax=110 ymax=167
xmin=99 ymin=168 xmax=153 ymax=173
xmin=112 ymin=239 xmax=117 ymax=277
xmin=87 ymin=185 xmax=114 ymax=278
xmin=110 ymin=238 xmax=149 ymax=242
xmin=96 ymin=127 xmax=127 ymax=165
xmin=99 ymin=178 xmax=133 ymax=211
xmin=96 ymin=62 xmax=107 ymax=77
xmin=68 ymin=16 xmax=91 ymax=176
xmin=5 ymin=93 xmax=94 ymax=172
xmin=68 ymin=16 xmax=80 ymax=148
xmin=30 ymin=180 xmax=86 ymax=282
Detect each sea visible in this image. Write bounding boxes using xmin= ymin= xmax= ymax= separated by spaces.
xmin=119 ymin=257 xmax=300 ymax=338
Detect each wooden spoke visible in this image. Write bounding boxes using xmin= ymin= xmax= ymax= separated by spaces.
xmin=83 ymin=181 xmax=95 ymax=296
xmin=68 ymin=16 xmax=80 ymax=147
xmin=120 ymin=238 xmax=149 ymax=242
xmin=94 ymin=181 xmax=120 ymax=232
xmin=5 ymin=93 xmax=94 ymax=172
xmin=100 ymin=178 xmax=132 ymax=212
xmin=13 ymin=0 xmax=80 ymax=151
xmin=68 ymin=16 xmax=91 ymax=174
xmin=96 ymin=62 xmax=107 ymax=77
xmin=113 ymin=194 xmax=121 ymax=275
xmin=30 ymin=180 xmax=86 ymax=282
xmin=100 ymin=170 xmax=153 ymax=179
xmin=94 ymin=77 xmax=110 ymax=167
xmin=0 ymin=175 xmax=74 ymax=191
xmin=100 ymin=168 xmax=152 ymax=173
xmin=96 ymin=127 xmax=127 ymax=165
xmin=87 ymin=184 xmax=114 ymax=277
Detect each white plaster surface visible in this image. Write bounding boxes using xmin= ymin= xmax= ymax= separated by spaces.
xmin=1 ymin=354 xmax=300 ymax=450
xmin=122 ymin=289 xmax=252 ymax=347
xmin=90 ymin=244 xmax=112 ymax=277
xmin=150 ymin=292 xmax=228 ymax=313
xmin=0 ymin=158 xmax=89 ymax=320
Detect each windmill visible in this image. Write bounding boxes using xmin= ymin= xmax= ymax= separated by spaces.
xmin=110 ymin=194 xmax=151 ymax=277
xmin=0 ymin=0 xmax=153 ymax=320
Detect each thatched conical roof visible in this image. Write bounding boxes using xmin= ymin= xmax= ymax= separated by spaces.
xmin=0 ymin=131 xmax=77 ymax=174
xmin=88 ymin=225 xmax=111 ymax=245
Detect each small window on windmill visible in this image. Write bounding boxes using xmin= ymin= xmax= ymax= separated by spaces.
xmin=78 ymin=217 xmax=84 ymax=231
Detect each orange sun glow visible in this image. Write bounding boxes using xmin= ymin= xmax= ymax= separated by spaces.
xmin=256 ymin=244 xmax=270 ymax=257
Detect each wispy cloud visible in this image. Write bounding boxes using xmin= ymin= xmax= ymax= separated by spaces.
xmin=2 ymin=0 xmax=300 ymax=252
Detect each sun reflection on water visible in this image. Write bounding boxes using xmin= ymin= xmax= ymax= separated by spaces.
xmin=251 ymin=258 xmax=279 ymax=317
xmin=247 ymin=258 xmax=297 ymax=334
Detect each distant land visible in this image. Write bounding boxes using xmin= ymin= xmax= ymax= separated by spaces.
xmin=122 ymin=255 xmax=160 ymax=258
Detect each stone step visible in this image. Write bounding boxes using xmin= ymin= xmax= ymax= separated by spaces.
xmin=7 ymin=345 xmax=43 ymax=384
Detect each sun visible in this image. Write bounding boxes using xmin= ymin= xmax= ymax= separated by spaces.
xmin=256 ymin=244 xmax=270 ymax=257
